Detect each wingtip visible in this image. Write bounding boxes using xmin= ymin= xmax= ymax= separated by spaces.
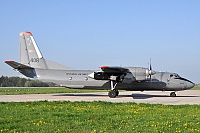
xmin=99 ymin=66 xmax=109 ymax=69
xmin=5 ymin=60 xmax=14 ymax=63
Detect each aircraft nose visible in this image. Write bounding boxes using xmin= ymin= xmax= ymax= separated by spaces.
xmin=186 ymin=81 xmax=195 ymax=89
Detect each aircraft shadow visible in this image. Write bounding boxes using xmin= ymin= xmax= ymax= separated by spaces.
xmin=54 ymin=93 xmax=198 ymax=99
xmin=129 ymin=93 xmax=198 ymax=99
xmin=53 ymin=93 xmax=109 ymax=97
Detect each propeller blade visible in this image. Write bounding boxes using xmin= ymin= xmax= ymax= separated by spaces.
xmin=150 ymin=74 xmax=152 ymax=81
xmin=150 ymin=61 xmax=152 ymax=71
xmin=148 ymin=58 xmax=155 ymax=81
xmin=149 ymin=61 xmax=152 ymax=81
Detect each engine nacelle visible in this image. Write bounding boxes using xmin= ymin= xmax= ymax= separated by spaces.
xmin=88 ymin=67 xmax=155 ymax=82
xmin=128 ymin=67 xmax=149 ymax=81
xmin=122 ymin=72 xmax=136 ymax=84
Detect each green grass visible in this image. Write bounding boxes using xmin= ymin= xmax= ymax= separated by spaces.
xmin=191 ymin=86 xmax=200 ymax=90
xmin=0 ymin=87 xmax=107 ymax=95
xmin=0 ymin=101 xmax=199 ymax=133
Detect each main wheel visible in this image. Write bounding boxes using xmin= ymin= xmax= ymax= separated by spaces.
xmin=170 ymin=92 xmax=176 ymax=97
xmin=115 ymin=90 xmax=119 ymax=96
xmin=108 ymin=90 xmax=117 ymax=98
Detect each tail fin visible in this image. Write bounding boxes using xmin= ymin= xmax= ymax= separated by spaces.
xmin=19 ymin=32 xmax=73 ymax=70
xmin=20 ymin=32 xmax=47 ymax=68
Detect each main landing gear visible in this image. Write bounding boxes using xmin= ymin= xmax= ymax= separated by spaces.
xmin=170 ymin=92 xmax=176 ymax=97
xmin=108 ymin=89 xmax=119 ymax=98
xmin=108 ymin=80 xmax=119 ymax=98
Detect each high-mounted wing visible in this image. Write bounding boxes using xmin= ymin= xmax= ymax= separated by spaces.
xmin=99 ymin=66 xmax=129 ymax=73
xmin=88 ymin=66 xmax=130 ymax=81
xmin=88 ymin=66 xmax=134 ymax=98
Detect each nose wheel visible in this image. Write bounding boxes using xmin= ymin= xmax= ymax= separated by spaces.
xmin=170 ymin=92 xmax=176 ymax=97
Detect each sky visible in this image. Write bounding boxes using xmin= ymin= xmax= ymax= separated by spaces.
xmin=0 ymin=1 xmax=200 ymax=83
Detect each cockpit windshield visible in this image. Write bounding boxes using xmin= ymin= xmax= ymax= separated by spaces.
xmin=170 ymin=73 xmax=181 ymax=78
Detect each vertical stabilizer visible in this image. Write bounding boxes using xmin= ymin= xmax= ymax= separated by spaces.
xmin=20 ymin=32 xmax=47 ymax=69
xmin=19 ymin=32 xmax=73 ymax=70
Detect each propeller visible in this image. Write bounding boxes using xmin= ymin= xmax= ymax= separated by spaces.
xmin=148 ymin=59 xmax=156 ymax=81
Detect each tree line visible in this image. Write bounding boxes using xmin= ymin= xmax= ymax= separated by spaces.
xmin=0 ymin=76 xmax=58 ymax=87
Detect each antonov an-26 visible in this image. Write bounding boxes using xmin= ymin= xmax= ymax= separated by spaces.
xmin=5 ymin=32 xmax=195 ymax=98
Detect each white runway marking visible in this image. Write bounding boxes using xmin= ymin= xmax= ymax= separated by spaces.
xmin=0 ymin=90 xmax=199 ymax=105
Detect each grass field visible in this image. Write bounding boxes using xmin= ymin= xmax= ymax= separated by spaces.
xmin=0 ymin=101 xmax=199 ymax=133
xmin=0 ymin=86 xmax=199 ymax=95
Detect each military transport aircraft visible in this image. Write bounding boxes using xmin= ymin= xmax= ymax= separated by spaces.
xmin=5 ymin=32 xmax=195 ymax=98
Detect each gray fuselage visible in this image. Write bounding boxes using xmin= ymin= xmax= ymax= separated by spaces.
xmin=34 ymin=67 xmax=194 ymax=91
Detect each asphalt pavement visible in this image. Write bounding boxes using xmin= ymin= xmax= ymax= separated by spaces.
xmin=0 ymin=90 xmax=199 ymax=105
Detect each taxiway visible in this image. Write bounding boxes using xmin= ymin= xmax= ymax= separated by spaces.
xmin=0 ymin=90 xmax=199 ymax=105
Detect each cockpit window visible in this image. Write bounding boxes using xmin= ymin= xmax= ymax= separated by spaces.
xmin=170 ymin=73 xmax=180 ymax=78
xmin=174 ymin=74 xmax=180 ymax=78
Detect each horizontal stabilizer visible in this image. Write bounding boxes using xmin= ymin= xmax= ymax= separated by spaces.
xmin=5 ymin=60 xmax=33 ymax=69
